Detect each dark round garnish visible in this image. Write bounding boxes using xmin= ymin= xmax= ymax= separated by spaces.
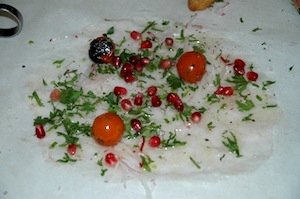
xmin=89 ymin=35 xmax=115 ymax=64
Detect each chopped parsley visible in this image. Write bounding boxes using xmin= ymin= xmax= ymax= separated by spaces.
xmin=29 ymin=91 xmax=44 ymax=107
xmin=222 ymin=131 xmax=242 ymax=158
xmin=207 ymin=121 xmax=215 ymax=131
xmin=226 ymin=74 xmax=249 ymax=94
xmin=252 ymin=27 xmax=262 ymax=32
xmin=262 ymin=80 xmax=276 ymax=90
xmin=52 ymin=59 xmax=65 ymax=68
xmin=236 ymin=99 xmax=255 ymax=112
xmin=106 ymin=26 xmax=115 ymax=35
xmin=97 ymin=159 xmax=108 ymax=176
xmin=57 ymin=153 xmax=77 ymax=163
xmin=161 ymin=132 xmax=186 ymax=148
xmin=140 ymin=155 xmax=155 ymax=172
xmin=166 ymin=72 xmax=184 ymax=90
xmin=242 ymin=113 xmax=255 ymax=122
xmin=189 ymin=156 xmax=201 ymax=169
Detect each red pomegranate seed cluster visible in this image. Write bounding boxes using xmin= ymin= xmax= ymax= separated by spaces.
xmin=91 ymin=30 xmax=176 ymax=84
xmin=215 ymin=86 xmax=234 ymax=96
xmin=233 ymin=58 xmax=259 ymax=81
xmin=166 ymin=92 xmax=184 ymax=112
xmin=215 ymin=57 xmax=260 ymax=96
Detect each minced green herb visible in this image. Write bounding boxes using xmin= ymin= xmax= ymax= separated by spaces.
xmin=57 ymin=153 xmax=77 ymax=163
xmin=222 ymin=131 xmax=242 ymax=158
xmin=161 ymin=132 xmax=186 ymax=148
xmin=52 ymin=59 xmax=65 ymax=68
xmin=207 ymin=121 xmax=215 ymax=131
xmin=106 ymin=26 xmax=115 ymax=35
xmin=236 ymin=99 xmax=255 ymax=112
xmin=189 ymin=156 xmax=201 ymax=169
xmin=140 ymin=155 xmax=155 ymax=172
xmin=242 ymin=113 xmax=255 ymax=122
xmin=29 ymin=91 xmax=44 ymax=107
xmin=262 ymin=80 xmax=276 ymax=90
xmin=252 ymin=27 xmax=262 ymax=32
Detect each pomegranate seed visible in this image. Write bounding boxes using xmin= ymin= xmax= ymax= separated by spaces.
xmin=166 ymin=92 xmax=179 ymax=104
xmin=120 ymin=98 xmax=133 ymax=111
xmin=140 ymin=57 xmax=150 ymax=66
xmin=105 ymin=152 xmax=118 ymax=166
xmin=124 ymin=75 xmax=136 ymax=83
xmin=35 ymin=124 xmax=46 ymax=139
xmin=130 ymin=31 xmax=142 ymax=40
xmin=246 ymin=71 xmax=259 ymax=81
xmin=234 ymin=58 xmax=246 ymax=68
xmin=50 ymin=89 xmax=61 ymax=102
xmin=191 ymin=112 xmax=202 ymax=123
xmin=149 ymin=135 xmax=161 ymax=147
xmin=67 ymin=144 xmax=77 ymax=155
xmin=215 ymin=86 xmax=234 ymax=96
xmin=233 ymin=65 xmax=245 ymax=75
xmin=173 ymin=99 xmax=184 ymax=112
xmin=129 ymin=55 xmax=140 ymax=65
xmin=112 ymin=56 xmax=121 ymax=68
xmin=151 ymin=95 xmax=162 ymax=107
xmin=223 ymin=86 xmax=234 ymax=96
xmin=131 ymin=119 xmax=142 ymax=133
xmin=120 ymin=62 xmax=134 ymax=77
xmin=133 ymin=93 xmax=144 ymax=106
xmin=140 ymin=39 xmax=152 ymax=49
xmin=233 ymin=59 xmax=246 ymax=75
xmin=147 ymin=86 xmax=157 ymax=96
xmin=159 ymin=58 xmax=173 ymax=69
xmin=165 ymin=37 xmax=174 ymax=47
xmin=215 ymin=86 xmax=225 ymax=95
xmin=113 ymin=86 xmax=127 ymax=96
xmin=134 ymin=62 xmax=144 ymax=72
xmin=166 ymin=92 xmax=184 ymax=112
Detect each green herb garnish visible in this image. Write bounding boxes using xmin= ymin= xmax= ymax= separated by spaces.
xmin=236 ymin=99 xmax=255 ymax=112
xmin=106 ymin=26 xmax=115 ymax=35
xmin=262 ymin=80 xmax=276 ymax=90
xmin=161 ymin=132 xmax=186 ymax=148
xmin=57 ymin=153 xmax=77 ymax=163
xmin=226 ymin=74 xmax=249 ymax=94
xmin=189 ymin=156 xmax=201 ymax=169
xmin=252 ymin=27 xmax=262 ymax=32
xmin=29 ymin=91 xmax=44 ymax=107
xmin=52 ymin=59 xmax=65 ymax=68
xmin=222 ymin=131 xmax=242 ymax=158
xmin=140 ymin=155 xmax=155 ymax=172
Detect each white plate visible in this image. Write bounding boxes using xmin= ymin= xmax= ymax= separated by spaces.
xmin=1 ymin=0 xmax=300 ymax=198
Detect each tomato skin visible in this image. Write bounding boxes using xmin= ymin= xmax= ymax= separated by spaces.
xmin=50 ymin=89 xmax=61 ymax=101
xmin=176 ymin=51 xmax=206 ymax=83
xmin=92 ymin=112 xmax=125 ymax=146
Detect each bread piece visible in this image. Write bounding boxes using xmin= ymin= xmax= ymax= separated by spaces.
xmin=188 ymin=0 xmax=215 ymax=11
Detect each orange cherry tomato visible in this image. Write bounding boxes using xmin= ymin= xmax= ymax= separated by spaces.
xmin=92 ymin=112 xmax=125 ymax=146
xmin=176 ymin=51 xmax=206 ymax=83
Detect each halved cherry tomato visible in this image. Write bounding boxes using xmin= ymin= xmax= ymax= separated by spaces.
xmin=92 ymin=112 xmax=125 ymax=146
xmin=176 ymin=51 xmax=206 ymax=83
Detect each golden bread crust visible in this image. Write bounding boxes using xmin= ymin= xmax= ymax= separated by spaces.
xmin=188 ymin=0 xmax=215 ymax=11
